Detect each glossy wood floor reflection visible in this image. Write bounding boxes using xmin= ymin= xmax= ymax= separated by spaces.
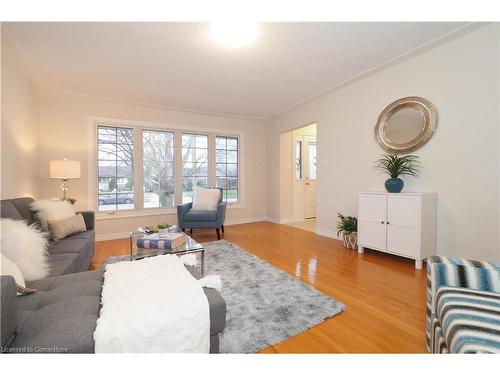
xmin=93 ymin=222 xmax=428 ymax=353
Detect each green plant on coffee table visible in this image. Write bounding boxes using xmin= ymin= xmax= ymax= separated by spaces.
xmin=374 ymin=153 xmax=421 ymax=179
xmin=151 ymin=223 xmax=170 ymax=233
xmin=336 ymin=212 xmax=357 ymax=236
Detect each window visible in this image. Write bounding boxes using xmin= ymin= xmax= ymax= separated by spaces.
xmin=182 ymin=133 xmax=209 ymax=203
xmin=143 ymin=130 xmax=175 ymax=208
xmin=308 ymin=142 xmax=317 ymax=180
xmin=97 ymin=126 xmax=135 ymax=211
xmin=295 ymin=140 xmax=302 ymax=179
xmin=94 ymin=122 xmax=241 ymax=213
xmin=216 ymin=136 xmax=239 ymax=203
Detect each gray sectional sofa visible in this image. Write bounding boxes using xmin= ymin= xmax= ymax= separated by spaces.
xmin=1 ymin=197 xmax=226 ymax=353
xmin=1 ymin=197 xmax=95 ymax=275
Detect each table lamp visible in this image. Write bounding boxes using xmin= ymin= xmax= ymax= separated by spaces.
xmin=49 ymin=159 xmax=81 ymax=201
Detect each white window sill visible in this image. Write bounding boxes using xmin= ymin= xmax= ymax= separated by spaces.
xmin=95 ymin=203 xmax=244 ymax=221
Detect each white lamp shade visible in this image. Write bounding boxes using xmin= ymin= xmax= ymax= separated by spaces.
xmin=50 ymin=159 xmax=81 ymax=179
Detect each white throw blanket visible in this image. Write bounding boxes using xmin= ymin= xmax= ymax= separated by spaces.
xmin=93 ymin=255 xmax=210 ymax=353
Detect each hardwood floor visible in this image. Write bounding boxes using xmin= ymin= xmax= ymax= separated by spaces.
xmin=93 ymin=221 xmax=428 ymax=353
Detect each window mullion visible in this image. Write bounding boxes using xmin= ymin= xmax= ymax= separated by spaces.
xmin=134 ymin=127 xmax=143 ymax=210
xmin=209 ymin=133 xmax=216 ymax=188
xmin=174 ymin=130 xmax=183 ymax=205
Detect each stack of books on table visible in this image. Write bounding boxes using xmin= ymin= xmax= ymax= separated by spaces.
xmin=136 ymin=232 xmax=187 ymax=250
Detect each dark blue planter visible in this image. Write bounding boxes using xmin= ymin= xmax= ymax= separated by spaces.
xmin=385 ymin=178 xmax=404 ymax=193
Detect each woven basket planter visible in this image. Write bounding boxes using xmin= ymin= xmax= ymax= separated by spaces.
xmin=342 ymin=232 xmax=357 ymax=250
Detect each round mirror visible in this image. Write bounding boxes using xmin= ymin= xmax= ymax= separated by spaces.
xmin=375 ymin=97 xmax=438 ymax=154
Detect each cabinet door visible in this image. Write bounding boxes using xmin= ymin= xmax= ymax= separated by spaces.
xmin=358 ymin=194 xmax=386 ymax=251
xmin=386 ymin=195 xmax=420 ymax=257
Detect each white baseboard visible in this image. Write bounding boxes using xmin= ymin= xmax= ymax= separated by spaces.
xmin=95 ymin=216 xmax=268 ymax=241
xmin=265 ymin=217 xmax=294 ymax=224
xmin=96 ymin=232 xmax=131 ymax=241
xmin=225 ymin=216 xmax=268 ymax=226
xmin=315 ymin=227 xmax=341 ymax=240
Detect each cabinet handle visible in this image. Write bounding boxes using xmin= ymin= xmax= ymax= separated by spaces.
xmin=387 ymin=222 xmax=390 ymax=225
xmin=381 ymin=221 xmax=385 ymax=224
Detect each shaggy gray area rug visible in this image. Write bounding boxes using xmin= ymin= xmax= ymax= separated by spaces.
xmin=103 ymin=239 xmax=345 ymax=353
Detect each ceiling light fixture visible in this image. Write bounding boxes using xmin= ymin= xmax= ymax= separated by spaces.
xmin=210 ymin=21 xmax=259 ymax=48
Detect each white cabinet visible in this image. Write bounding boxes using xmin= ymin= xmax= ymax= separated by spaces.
xmin=357 ymin=192 xmax=436 ymax=269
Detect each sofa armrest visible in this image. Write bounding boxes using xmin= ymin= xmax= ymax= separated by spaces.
xmin=1 ymin=276 xmax=18 ymax=350
xmin=78 ymin=211 xmax=95 ymax=230
xmin=427 ymin=256 xmax=500 ymax=315
xmin=177 ymin=202 xmax=193 ymax=228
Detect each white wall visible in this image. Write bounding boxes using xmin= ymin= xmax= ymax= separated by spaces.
xmin=1 ymin=30 xmax=39 ymax=199
xmin=35 ymin=87 xmax=268 ymax=238
xmin=266 ymin=24 xmax=500 ymax=262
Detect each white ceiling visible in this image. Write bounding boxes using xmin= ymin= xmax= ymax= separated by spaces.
xmin=4 ymin=22 xmax=471 ymax=119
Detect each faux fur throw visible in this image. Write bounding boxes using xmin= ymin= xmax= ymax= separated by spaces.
xmin=0 ymin=218 xmax=50 ymax=281
xmin=94 ymin=255 xmax=210 ymax=353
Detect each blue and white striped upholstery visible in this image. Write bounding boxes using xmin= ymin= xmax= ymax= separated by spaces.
xmin=426 ymin=256 xmax=500 ymax=353
xmin=435 ymin=287 xmax=500 ymax=353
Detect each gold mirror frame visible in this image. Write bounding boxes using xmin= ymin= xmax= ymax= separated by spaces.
xmin=375 ymin=96 xmax=438 ymax=154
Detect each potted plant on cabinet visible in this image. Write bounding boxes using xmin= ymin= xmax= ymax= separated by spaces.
xmin=374 ymin=153 xmax=421 ymax=193
xmin=337 ymin=212 xmax=358 ymax=250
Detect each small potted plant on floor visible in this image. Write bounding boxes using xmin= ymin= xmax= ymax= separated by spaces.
xmin=337 ymin=212 xmax=358 ymax=250
xmin=374 ymin=153 xmax=421 ymax=193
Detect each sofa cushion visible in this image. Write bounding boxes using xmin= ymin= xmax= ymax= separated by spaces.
xmin=184 ymin=210 xmax=217 ymax=222
xmin=436 ymin=286 xmax=500 ymax=353
xmin=9 ymin=198 xmax=37 ymax=225
xmin=47 ymin=253 xmax=81 ymax=277
xmin=48 ymin=237 xmax=88 ymax=255
xmin=0 ymin=200 xmax=23 ymax=221
xmin=11 ymin=270 xmax=104 ymax=353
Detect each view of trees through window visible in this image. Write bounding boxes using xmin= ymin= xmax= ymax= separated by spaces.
xmin=96 ymin=125 xmax=239 ymax=211
xmin=216 ymin=136 xmax=239 ymax=203
xmin=97 ymin=126 xmax=135 ymax=211
xmin=143 ymin=130 xmax=175 ymax=208
xmin=182 ymin=133 xmax=209 ymax=203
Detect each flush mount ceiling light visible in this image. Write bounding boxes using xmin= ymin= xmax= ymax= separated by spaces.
xmin=210 ymin=21 xmax=259 ymax=48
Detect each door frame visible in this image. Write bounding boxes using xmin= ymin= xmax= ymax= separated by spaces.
xmin=291 ymin=123 xmax=317 ymax=222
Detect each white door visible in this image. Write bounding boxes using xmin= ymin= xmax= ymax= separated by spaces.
xmin=358 ymin=194 xmax=387 ymax=251
xmin=304 ymin=137 xmax=317 ymax=219
xmin=386 ymin=195 xmax=420 ymax=258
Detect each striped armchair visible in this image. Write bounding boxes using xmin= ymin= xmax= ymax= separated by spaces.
xmin=426 ymin=256 xmax=500 ymax=353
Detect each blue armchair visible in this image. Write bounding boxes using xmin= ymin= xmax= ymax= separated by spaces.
xmin=177 ymin=188 xmax=227 ymax=240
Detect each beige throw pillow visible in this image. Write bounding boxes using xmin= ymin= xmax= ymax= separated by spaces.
xmin=48 ymin=213 xmax=87 ymax=240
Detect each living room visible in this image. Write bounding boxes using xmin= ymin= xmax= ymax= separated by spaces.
xmin=1 ymin=1 xmax=499 ymax=373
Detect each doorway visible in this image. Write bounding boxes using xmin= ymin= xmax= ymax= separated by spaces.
xmin=284 ymin=123 xmax=317 ymax=231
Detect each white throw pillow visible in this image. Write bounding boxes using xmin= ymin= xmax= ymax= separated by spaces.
xmin=0 ymin=218 xmax=50 ymax=281
xmin=191 ymin=187 xmax=221 ymax=211
xmin=1 ymin=253 xmax=26 ymax=288
xmin=31 ymin=199 xmax=76 ymax=232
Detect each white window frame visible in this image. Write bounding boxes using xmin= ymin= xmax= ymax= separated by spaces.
xmin=88 ymin=116 xmax=244 ymax=221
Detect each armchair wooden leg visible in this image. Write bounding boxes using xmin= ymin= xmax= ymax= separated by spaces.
xmin=216 ymin=228 xmax=220 ymax=240
xmin=190 ymin=228 xmax=193 ymax=235
xmin=221 ymin=224 xmax=224 ymax=233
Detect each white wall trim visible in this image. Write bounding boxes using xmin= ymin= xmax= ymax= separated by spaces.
xmin=95 ymin=216 xmax=268 ymax=241
xmin=96 ymin=232 xmax=132 ymax=242
xmin=315 ymin=227 xmax=341 ymax=240
xmin=264 ymin=216 xmax=295 ymax=224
